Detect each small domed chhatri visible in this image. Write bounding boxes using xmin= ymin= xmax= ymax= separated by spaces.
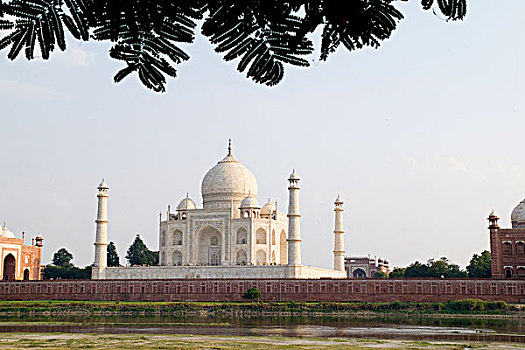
xmin=98 ymin=179 xmax=109 ymax=189
xmin=240 ymin=195 xmax=260 ymax=209
xmin=261 ymin=200 xmax=276 ymax=217
xmin=177 ymin=195 xmax=197 ymax=211
xmin=1 ymin=222 xmax=15 ymax=238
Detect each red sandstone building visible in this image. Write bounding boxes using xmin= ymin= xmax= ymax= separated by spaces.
xmin=0 ymin=223 xmax=43 ymax=281
xmin=344 ymin=256 xmax=389 ymax=278
xmin=489 ymin=197 xmax=525 ymax=279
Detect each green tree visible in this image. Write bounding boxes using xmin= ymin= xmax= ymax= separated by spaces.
xmin=107 ymin=241 xmax=120 ymax=267
xmin=403 ymin=257 xmax=467 ymax=278
xmin=466 ymin=250 xmax=491 ymax=278
xmin=126 ymin=234 xmax=158 ymax=266
xmin=43 ymin=265 xmax=91 ymax=280
xmin=242 ymin=287 xmax=261 ymax=301
xmin=389 ymin=267 xmax=406 ymax=278
xmin=404 ymin=261 xmax=428 ymax=277
xmin=147 ymin=251 xmax=159 ymax=266
xmin=373 ymin=271 xmax=387 ymax=278
xmin=0 ymin=1 xmax=467 ymax=92
xmin=52 ymin=248 xmax=74 ymax=268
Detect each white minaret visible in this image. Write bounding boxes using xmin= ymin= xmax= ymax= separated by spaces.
xmin=287 ymin=169 xmax=301 ymax=266
xmin=93 ymin=179 xmax=109 ymax=278
xmin=333 ymin=195 xmax=345 ymax=272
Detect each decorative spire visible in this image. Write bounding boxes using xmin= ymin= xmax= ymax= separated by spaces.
xmin=228 ymin=138 xmax=232 ymax=156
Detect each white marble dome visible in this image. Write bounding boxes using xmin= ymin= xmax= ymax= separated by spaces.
xmin=201 ymin=153 xmax=258 ymax=209
xmin=261 ymin=201 xmax=275 ymax=216
xmin=511 ymin=198 xmax=525 ymax=225
xmin=517 ymin=209 xmax=525 ymax=226
xmin=1 ymin=223 xmax=15 ymax=238
xmin=240 ymin=196 xmax=259 ymax=208
xmin=177 ymin=197 xmax=197 ymax=211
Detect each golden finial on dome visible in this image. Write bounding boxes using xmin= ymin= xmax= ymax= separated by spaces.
xmin=228 ymin=138 xmax=232 ymax=155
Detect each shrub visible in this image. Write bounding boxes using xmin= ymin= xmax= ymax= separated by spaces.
xmin=242 ymin=287 xmax=261 ymax=301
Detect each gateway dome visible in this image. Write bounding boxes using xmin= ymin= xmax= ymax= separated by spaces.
xmin=511 ymin=198 xmax=525 ymax=227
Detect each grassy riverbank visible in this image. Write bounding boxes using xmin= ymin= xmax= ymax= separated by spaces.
xmin=0 ymin=299 xmax=521 ymax=317
xmin=0 ymin=333 xmax=520 ymax=350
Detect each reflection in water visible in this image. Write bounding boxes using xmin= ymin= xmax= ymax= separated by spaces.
xmin=0 ymin=315 xmax=523 ymax=343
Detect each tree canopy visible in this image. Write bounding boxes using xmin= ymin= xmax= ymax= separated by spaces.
xmin=107 ymin=241 xmax=120 ymax=267
xmin=45 ymin=247 xmax=90 ymax=279
xmin=43 ymin=265 xmax=91 ymax=279
xmin=125 ymin=234 xmax=158 ymax=266
xmin=390 ymin=257 xmax=468 ymax=278
xmin=52 ymin=247 xmax=74 ymax=268
xmin=466 ymin=250 xmax=491 ymax=278
xmin=0 ymin=0 xmax=467 ymax=92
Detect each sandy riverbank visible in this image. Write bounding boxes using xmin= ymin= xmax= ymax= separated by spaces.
xmin=0 ymin=333 xmax=522 ymax=350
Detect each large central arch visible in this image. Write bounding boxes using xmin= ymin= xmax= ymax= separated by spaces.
xmin=196 ymin=226 xmax=222 ymax=266
xmin=3 ymin=254 xmax=16 ymax=281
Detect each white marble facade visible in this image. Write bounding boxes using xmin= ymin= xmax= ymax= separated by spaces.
xmin=92 ymin=143 xmax=347 ymax=280
xmin=158 ymin=149 xmax=288 ymax=267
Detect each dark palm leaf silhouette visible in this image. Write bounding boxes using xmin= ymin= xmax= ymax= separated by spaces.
xmin=202 ymin=1 xmax=313 ymax=86
xmin=0 ymin=0 xmax=86 ymax=60
xmin=421 ymin=0 xmax=467 ymax=20
xmin=90 ymin=0 xmax=204 ymax=92
xmin=0 ymin=0 xmax=467 ymax=92
xmin=318 ymin=0 xmax=404 ymax=60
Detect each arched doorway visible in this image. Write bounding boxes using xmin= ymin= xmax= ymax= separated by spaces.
xmin=173 ymin=230 xmax=183 ymax=246
xmin=505 ymin=268 xmax=512 ymax=279
xmin=236 ymin=228 xmax=247 ymax=244
xmin=353 ymin=268 xmax=366 ymax=278
xmin=196 ymin=226 xmax=222 ymax=266
xmin=3 ymin=254 xmax=16 ymax=281
xmin=279 ymin=230 xmax=287 ymax=264
xmin=256 ymin=249 xmax=266 ymax=265
xmin=173 ymin=251 xmax=182 ymax=266
xmin=256 ymin=228 xmax=266 ymax=244
xmin=23 ymin=269 xmax=30 ymax=280
xmin=236 ymin=250 xmax=247 ymax=265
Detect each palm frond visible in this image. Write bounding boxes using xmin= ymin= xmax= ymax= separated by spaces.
xmin=0 ymin=0 xmax=468 ymax=91
xmin=319 ymin=0 xmax=404 ymax=60
xmin=202 ymin=1 xmax=313 ymax=86
xmin=421 ymin=0 xmax=467 ymax=20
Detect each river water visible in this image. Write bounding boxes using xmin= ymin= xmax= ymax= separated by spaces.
xmin=0 ymin=315 xmax=523 ymax=343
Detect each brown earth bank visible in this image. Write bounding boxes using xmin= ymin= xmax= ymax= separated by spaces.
xmin=0 ymin=300 xmax=522 ymax=318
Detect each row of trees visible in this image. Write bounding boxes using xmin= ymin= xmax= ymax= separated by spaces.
xmin=387 ymin=251 xmax=491 ymax=279
xmin=44 ymin=237 xmax=491 ymax=280
xmin=43 ymin=234 xmax=158 ymax=279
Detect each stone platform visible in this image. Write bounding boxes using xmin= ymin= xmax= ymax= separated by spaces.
xmin=92 ymin=265 xmax=347 ymax=280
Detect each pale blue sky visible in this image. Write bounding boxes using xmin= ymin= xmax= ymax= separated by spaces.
xmin=0 ymin=1 xmax=523 ymax=270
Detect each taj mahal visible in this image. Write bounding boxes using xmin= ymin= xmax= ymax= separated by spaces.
xmin=91 ymin=142 xmax=347 ymax=280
